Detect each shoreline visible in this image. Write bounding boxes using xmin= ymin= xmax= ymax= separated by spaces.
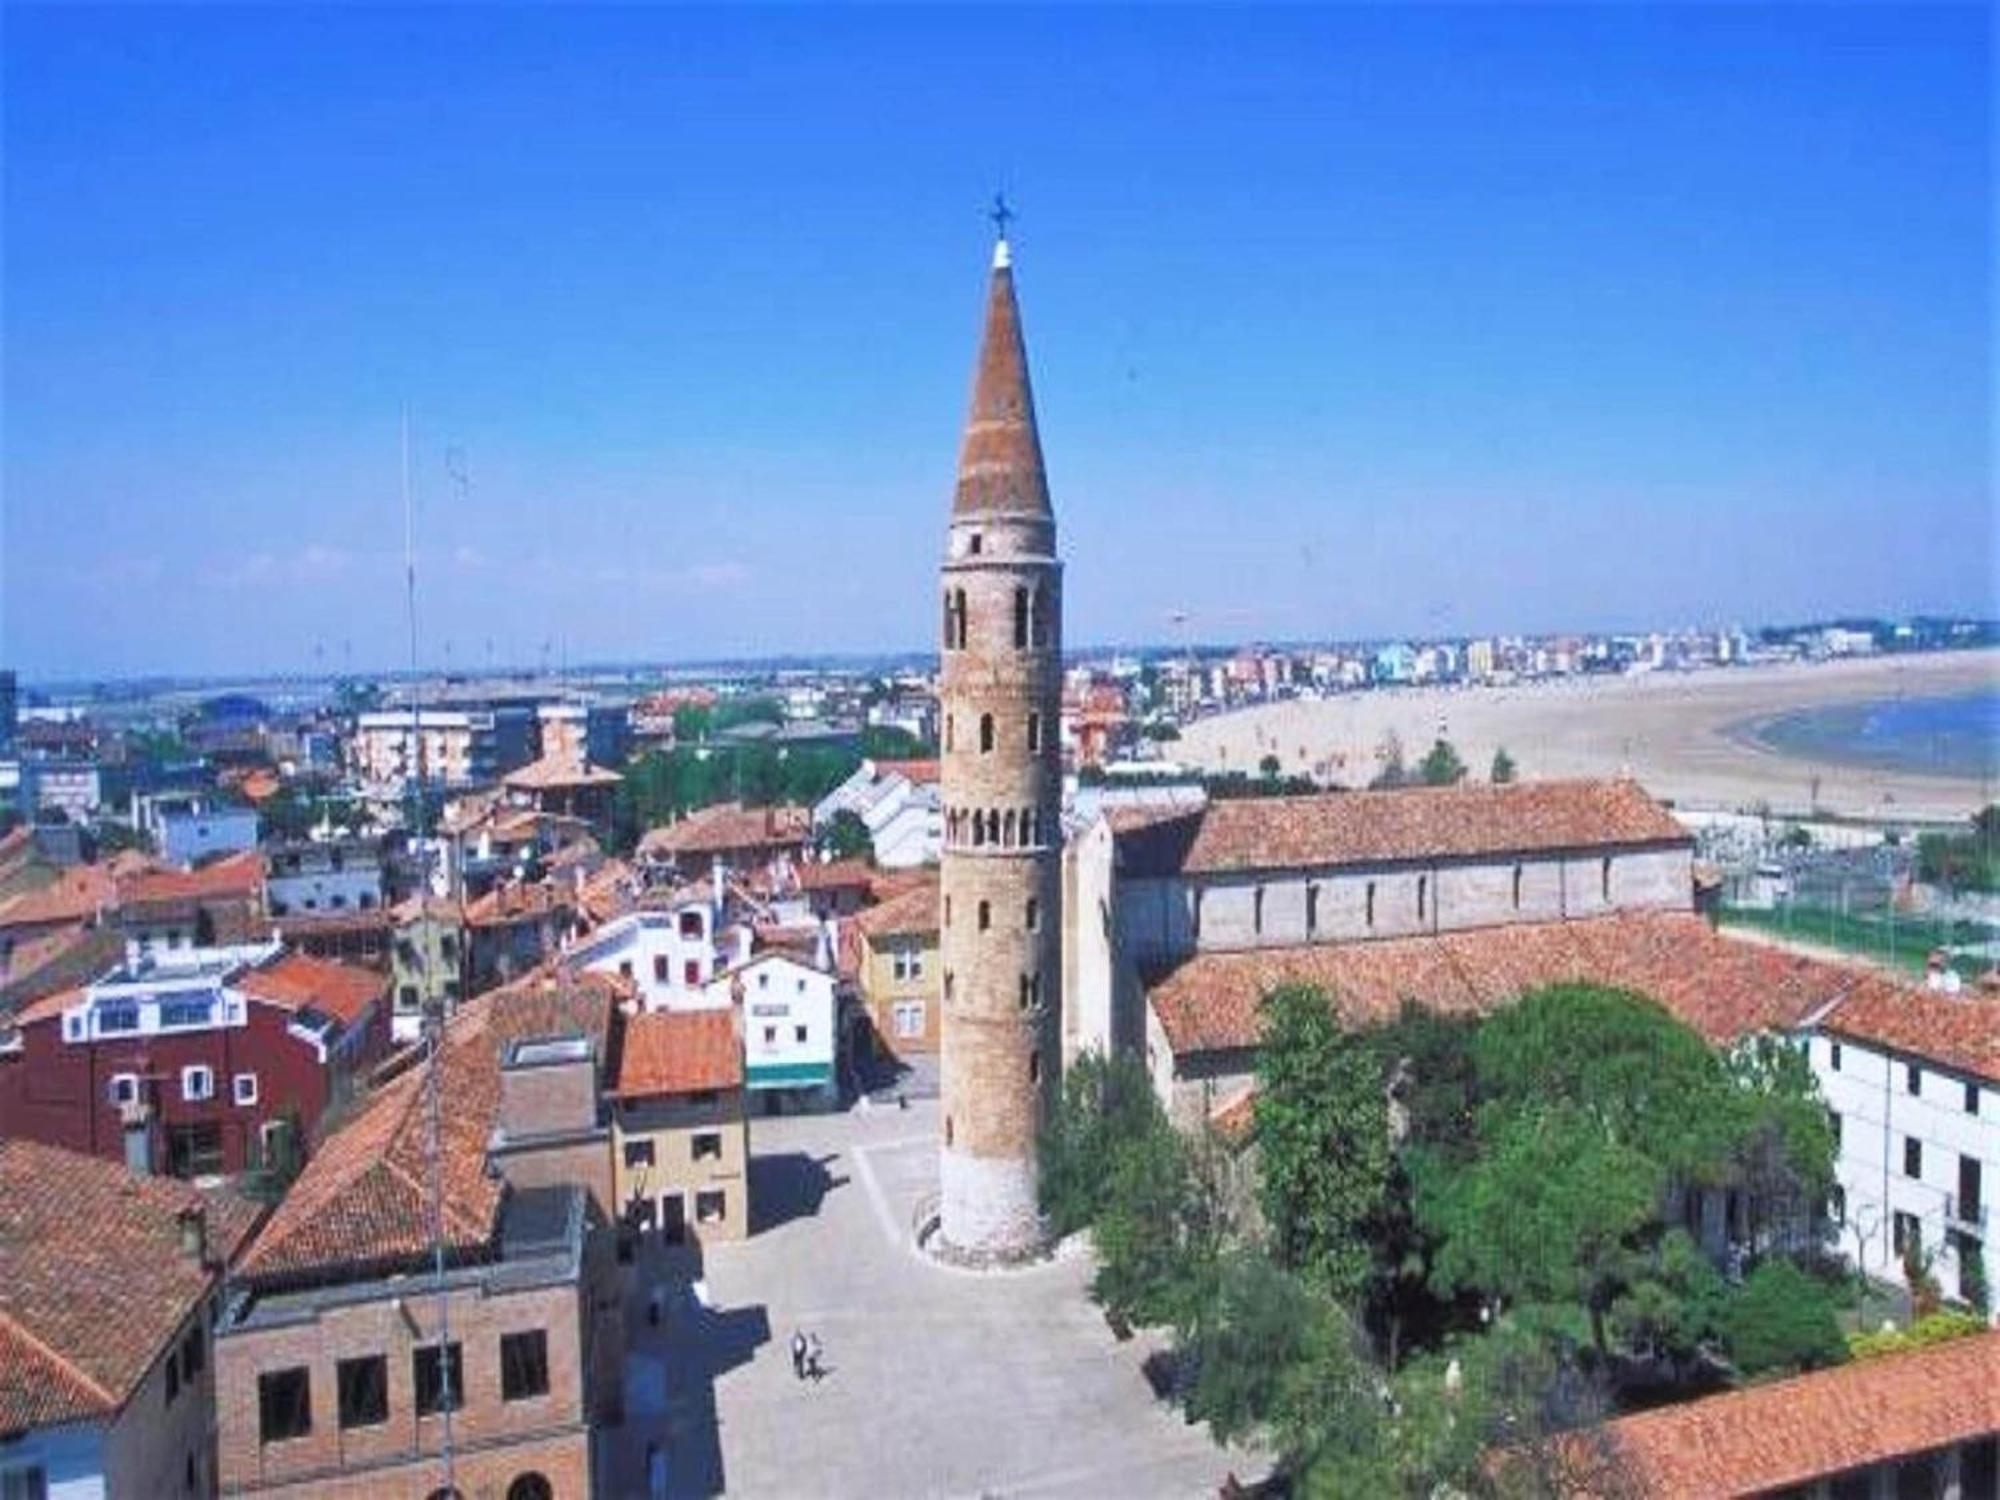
xmin=1175 ymin=649 xmax=1999 ymax=825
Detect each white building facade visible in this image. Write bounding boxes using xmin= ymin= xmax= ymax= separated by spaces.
xmin=567 ymin=901 xmax=724 ymax=1013
xmin=706 ymin=953 xmax=838 ymax=1111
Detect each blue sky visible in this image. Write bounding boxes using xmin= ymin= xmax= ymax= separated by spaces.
xmin=4 ymin=4 xmax=1989 ymax=680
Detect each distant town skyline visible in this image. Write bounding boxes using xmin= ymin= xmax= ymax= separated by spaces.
xmin=5 ymin=5 xmax=1989 ymax=679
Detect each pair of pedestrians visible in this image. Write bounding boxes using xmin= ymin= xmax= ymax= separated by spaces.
xmin=789 ymin=1328 xmax=827 ymax=1383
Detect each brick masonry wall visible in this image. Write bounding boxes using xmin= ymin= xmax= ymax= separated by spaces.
xmin=938 ymin=507 xmax=1062 ymax=1257
xmin=216 ymin=1275 xmax=589 ymax=1496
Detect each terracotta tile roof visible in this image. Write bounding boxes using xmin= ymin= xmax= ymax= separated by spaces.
xmin=463 ymin=879 xmax=570 ymax=929
xmin=636 ymin=802 xmax=811 ymax=860
xmin=852 ymin=877 xmax=941 ymax=940
xmin=1118 ymin=780 xmax=1688 ymax=878
xmin=867 ymin=866 xmax=935 ymax=903
xmin=116 ymin=849 xmax=263 ymax=910
xmin=502 ymin=754 xmax=623 ymax=791
xmin=612 ymin=1009 xmax=741 ymax=1098
xmin=1552 ymin=1330 xmax=2000 ymax=1497
xmin=875 ymin=758 xmax=940 ymax=785
xmin=237 ymin=951 xmax=385 ymax=1027
xmin=1146 ymin=913 xmax=1861 ymax=1060
xmin=0 ymin=862 xmax=123 ymax=933
xmin=798 ymin=858 xmax=874 ymax=892
xmin=0 ymin=1139 xmax=263 ymax=1433
xmin=1822 ymin=977 xmax=2000 ymax=1085
xmin=273 ymin=906 xmax=393 ymax=937
xmin=241 ymin=969 xmax=618 ymax=1281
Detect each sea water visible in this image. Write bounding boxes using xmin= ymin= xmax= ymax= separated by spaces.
xmin=1751 ymin=688 xmax=2000 ymax=780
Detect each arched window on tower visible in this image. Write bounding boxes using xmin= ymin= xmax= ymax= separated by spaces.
xmin=1013 ymin=587 xmax=1029 ymax=649
xmin=971 ymin=812 xmax=986 ymax=849
xmin=945 ymin=589 xmax=968 ymax=650
xmin=1026 ymin=897 xmax=1040 ymax=931
xmin=1003 ymin=810 xmax=1017 ymax=847
xmin=1031 ymin=588 xmax=1049 ymax=647
xmin=1027 ymin=713 xmax=1042 ymax=753
xmin=979 ymin=714 xmax=995 ymax=753
xmin=978 ymin=900 xmax=991 ymax=932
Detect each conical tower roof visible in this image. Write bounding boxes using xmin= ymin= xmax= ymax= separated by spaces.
xmin=952 ymin=239 xmax=1052 ymax=519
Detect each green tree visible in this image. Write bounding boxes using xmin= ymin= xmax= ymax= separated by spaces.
xmin=858 ymin=723 xmax=931 ymax=760
xmin=1179 ymin=1248 xmax=1317 ymax=1445
xmin=1038 ymin=1051 xmax=1165 ymax=1236
xmin=1419 ymin=1103 xmax=1663 ymax=1352
xmin=1418 ymin=737 xmax=1467 ymax=787
xmin=816 ymin=809 xmax=875 ymax=863
xmin=1369 ymin=731 xmax=1407 ymax=790
xmin=1722 ymin=1259 xmax=1847 ymax=1376
xmin=1259 ymin=753 xmax=1283 ymax=780
xmin=672 ymin=703 xmax=713 ymax=743
xmin=1255 ymin=985 xmax=1393 ymax=1302
xmin=1091 ymin=1115 xmax=1211 ymax=1327
xmin=1608 ymin=1229 xmax=1729 ymax=1369
xmin=1490 ymin=746 xmax=1517 ymax=784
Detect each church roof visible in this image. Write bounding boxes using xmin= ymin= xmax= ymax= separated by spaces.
xmin=952 ymin=239 xmax=1052 ymax=519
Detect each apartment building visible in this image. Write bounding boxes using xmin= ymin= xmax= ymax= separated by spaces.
xmin=610 ymin=1007 xmax=749 ymax=1244
xmin=848 ymin=876 xmax=941 ymax=1060
xmin=708 ymin=951 xmax=838 ymax=1112
xmin=0 ymin=1140 xmax=263 ymax=1500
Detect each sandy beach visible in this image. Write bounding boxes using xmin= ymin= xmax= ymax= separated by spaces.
xmin=1176 ymin=650 xmax=1998 ymax=825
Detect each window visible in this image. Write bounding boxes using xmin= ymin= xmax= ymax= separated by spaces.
xmin=258 ymin=1367 xmax=312 ymax=1443
xmin=1028 ymin=1051 xmax=1041 ymax=1085
xmin=1026 ymin=897 xmax=1040 ymax=932
xmin=1960 ymin=1155 xmax=1983 ymax=1221
xmin=232 ymin=1073 xmax=258 ymax=1107
xmin=160 ymin=998 xmax=213 ymax=1028
xmin=1026 ymin=713 xmax=1042 ymax=753
xmin=98 ymin=1003 xmax=139 ymax=1035
xmin=763 ymin=1026 xmax=776 ymax=1044
xmin=108 ymin=1074 xmax=140 ymax=1107
xmin=507 ymin=1475 xmax=554 ymax=1500
xmin=1907 ymin=1062 xmax=1922 ymax=1096
xmin=1365 ymin=882 xmax=1376 ymax=929
xmin=623 ymin=1139 xmax=656 ymax=1169
xmin=892 ymin=945 xmax=922 ymax=982
xmin=696 ymin=1190 xmax=727 ymax=1224
xmin=679 ymin=910 xmax=703 ymax=939
xmin=413 ymin=1342 xmax=463 ymax=1417
xmin=1013 ymin=587 xmax=1029 ymax=649
xmin=794 ymin=1024 xmax=807 ymax=1044
xmin=439 ymin=934 xmax=459 ymax=962
xmin=692 ymin=1131 xmax=723 ymax=1161
xmin=399 ymin=984 xmax=420 ymax=1011
xmin=1828 ymin=1109 xmax=1842 ymax=1149
xmin=1416 ymin=875 xmax=1428 ymax=923
xmin=166 ymin=1350 xmax=180 ymax=1405
xmin=180 ymin=1326 xmax=204 ymax=1380
xmin=165 ymin=1121 xmax=223 ymax=1179
xmin=337 ymin=1355 xmax=389 ymax=1429
xmin=1968 ymin=1082 xmax=1981 ymax=1115
xmin=0 ymin=1466 xmax=47 ymax=1500
xmin=1600 ymin=856 xmax=1612 ymax=902
xmin=182 ymin=1066 xmax=215 ymax=1103
xmin=683 ymin=959 xmax=701 ymax=987
xmin=619 ymin=960 xmax=634 ymax=980
xmin=1511 ymin=864 xmax=1523 ymax=909
xmin=500 ymin=1331 xmax=550 ymax=1402
xmin=979 ymin=715 xmax=995 ymax=753
xmin=1828 ymin=1184 xmax=1846 ymax=1224
xmin=1904 ymin=1136 xmax=1922 ymax=1180
xmin=1893 ymin=1210 xmax=1920 ymax=1257
xmin=968 ymin=532 xmax=983 ymax=555
xmin=653 ymin=955 xmax=669 ymax=983
xmin=1830 ymin=1040 xmax=1842 ymax=1071
xmin=1306 ymin=884 xmax=1319 ymax=936
xmin=893 ymin=1001 xmax=924 ymax=1038
xmin=978 ymin=900 xmax=991 ymax=932
xmin=1252 ymin=885 xmax=1265 ymax=936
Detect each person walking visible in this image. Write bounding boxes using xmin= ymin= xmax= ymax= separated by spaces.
xmin=806 ymin=1331 xmax=826 ymax=1383
xmin=789 ymin=1328 xmax=808 ymax=1381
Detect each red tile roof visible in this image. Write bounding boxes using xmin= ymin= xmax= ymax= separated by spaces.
xmin=1822 ymin=976 xmax=2000 ymax=1085
xmin=0 ymin=862 xmax=123 ymax=933
xmin=116 ymin=849 xmax=263 ymax=910
xmin=237 ymin=951 xmax=385 ymax=1027
xmin=0 ymin=1139 xmax=263 ymax=1433
xmin=1146 ymin=913 xmax=1866 ymax=1060
xmin=875 ymin=758 xmax=940 ymax=785
xmin=502 ymin=754 xmax=622 ymax=791
xmin=798 ymin=858 xmax=874 ymax=892
xmin=612 ymin=1009 xmax=742 ymax=1098
xmin=1549 ymin=1330 xmax=2000 ymax=1497
xmin=241 ymin=970 xmax=617 ymax=1281
xmin=463 ymin=879 xmax=570 ymax=929
xmin=851 ymin=876 xmax=942 ymax=941
xmin=637 ymin=802 xmax=811 ymax=859
xmin=1118 ymin=780 xmax=1688 ymax=878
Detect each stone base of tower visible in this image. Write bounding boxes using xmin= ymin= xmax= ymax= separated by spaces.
xmin=931 ymin=1147 xmax=1045 ymax=1267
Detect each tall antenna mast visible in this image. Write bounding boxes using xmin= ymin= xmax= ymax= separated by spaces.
xmin=406 ymin=408 xmax=456 ymax=1490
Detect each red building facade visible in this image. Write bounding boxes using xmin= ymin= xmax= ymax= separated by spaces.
xmin=0 ymin=942 xmax=385 ymax=1177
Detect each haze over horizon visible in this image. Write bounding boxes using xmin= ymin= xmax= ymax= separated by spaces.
xmin=5 ymin=5 xmax=1990 ymax=680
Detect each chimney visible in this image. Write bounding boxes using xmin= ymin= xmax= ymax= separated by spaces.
xmin=176 ymin=1204 xmax=208 ymax=1265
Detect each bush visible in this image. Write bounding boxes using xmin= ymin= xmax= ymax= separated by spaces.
xmin=1847 ymin=1309 xmax=1989 ymax=1362
xmin=1722 ymin=1259 xmax=1847 ymax=1376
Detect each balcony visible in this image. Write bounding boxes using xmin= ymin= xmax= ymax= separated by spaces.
xmin=1945 ymin=1193 xmax=1987 ymax=1233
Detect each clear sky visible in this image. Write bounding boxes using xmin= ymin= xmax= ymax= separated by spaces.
xmin=4 ymin=4 xmax=1990 ymax=681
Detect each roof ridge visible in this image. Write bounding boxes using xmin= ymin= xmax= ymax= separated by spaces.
xmin=0 ymin=1305 xmax=118 ymax=1408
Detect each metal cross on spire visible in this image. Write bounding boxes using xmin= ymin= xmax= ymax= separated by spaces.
xmin=990 ymin=190 xmax=1015 ymax=242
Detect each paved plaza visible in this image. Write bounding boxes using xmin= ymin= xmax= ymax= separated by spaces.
xmin=601 ymin=1097 xmax=1261 ymax=1499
